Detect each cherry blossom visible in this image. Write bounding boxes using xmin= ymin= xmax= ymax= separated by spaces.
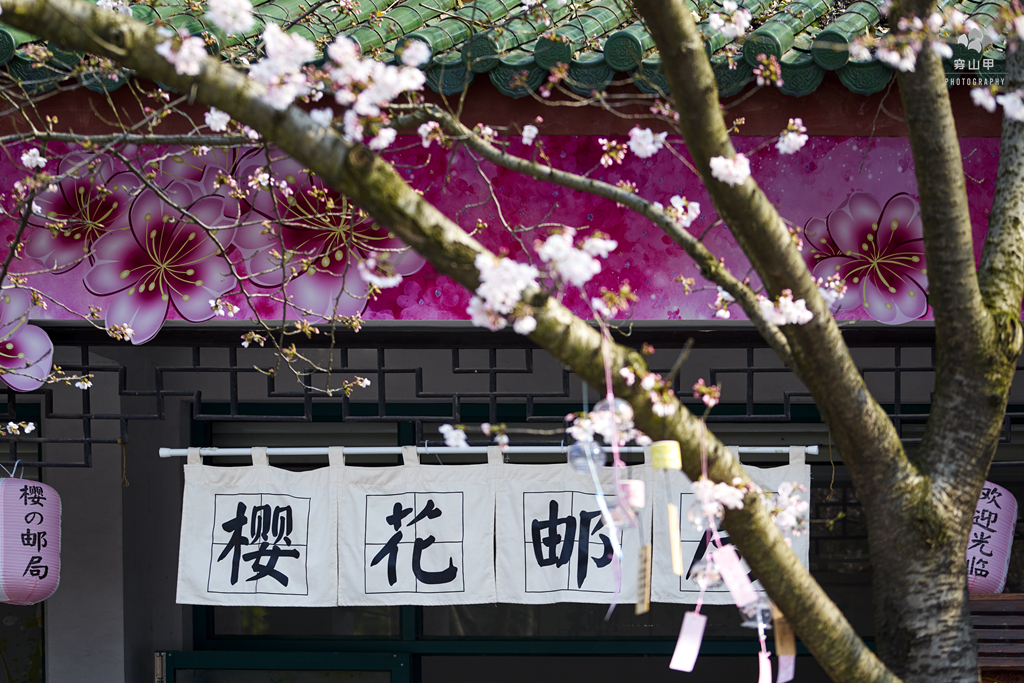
xmin=83 ymin=168 xmax=240 ymax=344
xmin=817 ymin=274 xmax=848 ymax=310
xmin=468 ymin=252 xmax=539 ymax=331
xmin=96 ymin=0 xmax=132 ymax=15
xmin=399 ymin=39 xmax=431 ymax=67
xmin=207 ymin=0 xmax=254 ymax=35
xmin=418 ymin=121 xmax=441 ymax=148
xmin=997 ymin=91 xmax=1024 ymax=121
xmin=512 ymin=315 xmax=537 ymax=335
xmin=536 ymin=228 xmax=602 ymax=287
xmin=0 ymin=284 xmax=53 ymax=392
xmin=522 ymin=124 xmax=539 ymax=146
xmin=627 ymin=127 xmax=667 ymax=159
xmin=972 ymin=87 xmax=998 ymax=113
xmin=204 ymin=108 xmax=231 ymax=132
xmin=309 ymin=108 xmax=334 ymax=127
xmin=439 ymin=424 xmax=468 ymax=448
xmin=210 ymin=298 xmax=241 ymax=317
xmin=598 ymin=138 xmax=627 ymax=167
xmin=156 ymin=31 xmax=207 ymax=76
xmin=764 ymin=481 xmax=809 ymax=535
xmin=233 ymin=150 xmax=425 ymax=319
xmin=803 ymin=192 xmax=928 ymax=324
xmin=708 ymin=1 xmax=751 ymax=38
xmin=368 ymin=127 xmax=397 ymax=150
xmin=248 ymin=24 xmax=317 ymax=110
xmin=581 ymin=235 xmax=617 ymax=258
xmin=776 ymin=118 xmax=808 ymax=155
xmin=875 ymin=44 xmax=916 ymax=72
xmin=26 ymin=152 xmax=141 ymax=271
xmin=709 ymin=153 xmax=750 ymax=186
xmin=321 ymin=37 xmax=426 ymax=150
xmin=20 ymin=149 xmax=46 ymax=169
xmin=669 ymin=195 xmax=700 ymax=227
xmin=693 ymin=378 xmax=720 ymax=407
xmin=357 ymin=252 xmax=403 ymax=288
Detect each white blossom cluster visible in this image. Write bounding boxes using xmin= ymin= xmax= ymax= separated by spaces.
xmin=439 ymin=424 xmax=469 ymax=448
xmin=775 ymin=118 xmax=808 ymax=155
xmin=1 ymin=421 xmax=36 ymax=435
xmin=707 ymin=0 xmax=751 ymax=38
xmin=248 ymin=24 xmax=318 ymax=110
xmin=399 ymin=40 xmax=431 ymax=67
xmin=627 ymin=127 xmax=668 ymax=158
xmin=20 ymin=149 xmax=47 ymax=169
xmin=536 ymin=228 xmax=615 ymax=288
xmin=205 ymin=107 xmax=231 ymax=132
xmin=817 ymin=274 xmax=847 ymax=309
xmin=467 ymin=253 xmax=540 ymax=332
xmin=709 ymin=153 xmax=750 ymax=186
xmin=669 ymin=195 xmax=701 ymax=227
xmin=155 ymin=30 xmax=208 ymax=76
xmin=874 ymin=44 xmax=917 ymax=72
xmin=206 ymin=0 xmax=254 ymax=35
xmin=357 ymin=252 xmax=403 ymax=289
xmin=712 ymin=285 xmax=734 ymax=319
xmin=522 ymin=124 xmax=539 ymax=146
xmin=973 ymin=88 xmax=1024 ymax=121
xmin=758 ymin=290 xmax=813 ymax=325
xmin=309 ymin=107 xmax=334 ymax=127
xmin=97 ymin=0 xmax=133 ymax=16
xmin=210 ymin=298 xmax=241 ymax=317
xmin=691 ymin=475 xmax=747 ymax=524
xmin=763 ymin=481 xmax=809 ymax=535
xmin=418 ymin=121 xmax=442 ymax=148
xmin=327 ymin=36 xmax=426 ymax=149
xmin=566 ymin=404 xmax=651 ymax=447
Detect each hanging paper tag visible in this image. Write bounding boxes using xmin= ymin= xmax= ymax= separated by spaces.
xmin=758 ymin=651 xmax=772 ymax=683
xmin=772 ymin=604 xmax=796 ymax=656
xmin=776 ymin=655 xmax=795 ymax=683
xmin=712 ymin=545 xmax=757 ymax=607
xmin=668 ymin=503 xmax=683 ymax=576
xmin=669 ymin=611 xmax=707 ymax=672
xmin=636 ymin=543 xmax=652 ymax=615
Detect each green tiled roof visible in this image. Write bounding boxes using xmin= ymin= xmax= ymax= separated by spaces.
xmin=0 ymin=0 xmax=1014 ymax=99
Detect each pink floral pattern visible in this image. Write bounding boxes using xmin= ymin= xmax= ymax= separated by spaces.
xmin=803 ymin=192 xmax=929 ymax=325
xmin=25 ymin=153 xmax=141 ymax=271
xmin=233 ymin=150 xmax=424 ymax=320
xmin=83 ymin=167 xmax=240 ymax=344
xmin=0 ymin=286 xmax=52 ymax=392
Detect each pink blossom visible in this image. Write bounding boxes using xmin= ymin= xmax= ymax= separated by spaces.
xmin=233 ymin=150 xmax=424 ymax=319
xmin=26 ymin=152 xmax=141 ymax=271
xmin=83 ymin=168 xmax=240 ymax=344
xmin=803 ymin=192 xmax=927 ymax=324
xmin=709 ymin=153 xmax=750 ymax=186
xmin=0 ymin=284 xmax=53 ymax=392
xmin=627 ymin=127 xmax=667 ymax=158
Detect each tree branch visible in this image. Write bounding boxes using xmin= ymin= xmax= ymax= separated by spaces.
xmin=629 ymin=0 xmax=913 ymax=505
xmin=978 ymin=42 xmax=1024 ymax=325
xmin=417 ymin=104 xmax=797 ymax=367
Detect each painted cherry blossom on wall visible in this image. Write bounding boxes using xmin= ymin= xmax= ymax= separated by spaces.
xmin=0 ymin=135 xmax=1002 ymax=367
xmin=803 ymin=192 xmax=928 ymax=325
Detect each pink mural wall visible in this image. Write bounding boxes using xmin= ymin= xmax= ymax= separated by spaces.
xmin=0 ymin=135 xmax=1000 ymax=341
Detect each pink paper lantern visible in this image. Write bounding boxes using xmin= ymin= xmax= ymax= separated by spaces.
xmin=0 ymin=478 xmax=60 ymax=605
xmin=968 ymin=481 xmax=1017 ymax=594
